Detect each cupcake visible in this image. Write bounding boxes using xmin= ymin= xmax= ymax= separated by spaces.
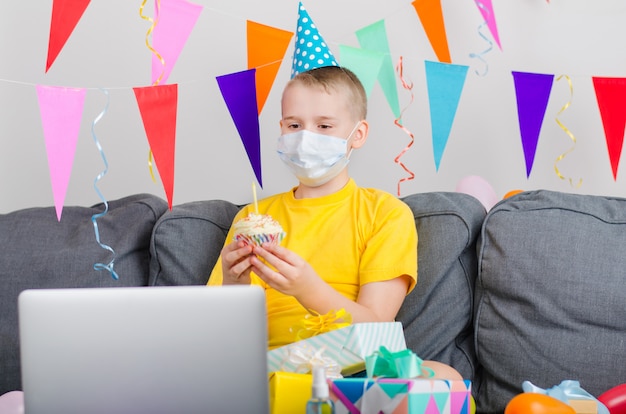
xmin=233 ymin=212 xmax=286 ymax=246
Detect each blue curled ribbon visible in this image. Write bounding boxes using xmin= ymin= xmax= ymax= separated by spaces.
xmin=282 ymin=342 xmax=342 ymax=379
xmin=469 ymin=1 xmax=494 ymax=77
xmin=365 ymin=346 xmax=434 ymax=379
xmin=90 ymin=88 xmax=119 ymax=281
xmin=522 ymin=380 xmax=609 ymax=414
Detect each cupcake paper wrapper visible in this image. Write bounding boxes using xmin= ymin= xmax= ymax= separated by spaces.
xmin=234 ymin=232 xmax=286 ymax=246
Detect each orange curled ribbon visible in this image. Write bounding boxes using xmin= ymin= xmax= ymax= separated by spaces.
xmin=393 ymin=56 xmax=416 ymax=197
xmin=139 ymin=0 xmax=165 ymax=183
xmin=290 ymin=308 xmax=352 ymax=341
xmin=554 ymin=74 xmax=582 ymax=188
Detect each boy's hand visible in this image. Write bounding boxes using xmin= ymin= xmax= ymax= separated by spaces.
xmin=250 ymin=243 xmax=323 ymax=296
xmin=220 ymin=240 xmax=254 ymax=285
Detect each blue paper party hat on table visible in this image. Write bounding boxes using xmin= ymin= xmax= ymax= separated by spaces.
xmin=291 ymin=2 xmax=338 ymax=77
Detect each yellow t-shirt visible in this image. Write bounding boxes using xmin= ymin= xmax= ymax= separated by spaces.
xmin=208 ymin=179 xmax=417 ymax=349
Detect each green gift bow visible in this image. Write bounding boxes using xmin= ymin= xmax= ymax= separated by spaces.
xmin=365 ymin=346 xmax=435 ymax=379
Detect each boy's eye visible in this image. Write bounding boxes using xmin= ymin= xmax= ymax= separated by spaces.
xmin=318 ymin=124 xmax=332 ymax=129
xmin=288 ymin=123 xmax=301 ymax=129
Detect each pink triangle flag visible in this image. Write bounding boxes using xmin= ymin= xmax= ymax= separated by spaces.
xmin=474 ymin=0 xmax=502 ymax=50
xmin=152 ymin=0 xmax=204 ymax=85
xmin=46 ymin=0 xmax=91 ymax=72
xmin=216 ymin=69 xmax=262 ymax=187
xmin=512 ymin=71 xmax=554 ymax=178
xmin=36 ymin=85 xmax=87 ymax=221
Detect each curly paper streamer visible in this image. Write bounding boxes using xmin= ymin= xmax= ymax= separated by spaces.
xmin=554 ymin=75 xmax=582 ymax=188
xmin=468 ymin=20 xmax=493 ymax=76
xmin=139 ymin=0 xmax=165 ymax=183
xmin=290 ymin=308 xmax=352 ymax=341
xmin=139 ymin=0 xmax=165 ymax=86
xmin=90 ymin=89 xmax=120 ymax=280
xmin=393 ymin=56 xmax=416 ymax=197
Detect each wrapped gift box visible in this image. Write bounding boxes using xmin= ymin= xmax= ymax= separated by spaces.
xmin=329 ymin=378 xmax=472 ymax=414
xmin=267 ymin=322 xmax=406 ymax=376
xmin=268 ymin=371 xmax=312 ymax=414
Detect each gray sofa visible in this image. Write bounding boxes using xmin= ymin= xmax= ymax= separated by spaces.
xmin=1 ymin=190 xmax=625 ymax=413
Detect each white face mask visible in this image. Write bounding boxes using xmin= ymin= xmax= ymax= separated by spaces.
xmin=277 ymin=123 xmax=360 ymax=187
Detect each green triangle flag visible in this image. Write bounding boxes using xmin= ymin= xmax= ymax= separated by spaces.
xmin=356 ymin=20 xmax=401 ymax=118
xmin=425 ymin=60 xmax=469 ymax=170
xmin=339 ymin=45 xmax=385 ymax=98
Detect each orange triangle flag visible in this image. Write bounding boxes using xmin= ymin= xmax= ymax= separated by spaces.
xmin=247 ymin=21 xmax=293 ymax=114
xmin=412 ymin=0 xmax=451 ymax=64
xmin=133 ymin=84 xmax=178 ymax=209
xmin=46 ymin=0 xmax=91 ymax=72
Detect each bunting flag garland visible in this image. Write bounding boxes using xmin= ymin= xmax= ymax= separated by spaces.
xmin=592 ymin=77 xmax=626 ymax=180
xmin=412 ymin=0 xmax=451 ymax=64
xmin=45 ymin=0 xmax=91 ymax=72
xmin=151 ymin=0 xmax=204 ymax=86
xmin=512 ymin=71 xmax=554 ymax=178
xmin=247 ymin=21 xmax=293 ymax=115
xmin=425 ymin=61 xmax=469 ymax=171
xmin=133 ymin=84 xmax=178 ymax=209
xmin=338 ymin=45 xmax=385 ymax=97
xmin=473 ymin=0 xmax=501 ymax=51
xmin=216 ymin=69 xmax=263 ymax=188
xmin=36 ymin=85 xmax=87 ymax=221
xmin=356 ymin=20 xmax=401 ymax=119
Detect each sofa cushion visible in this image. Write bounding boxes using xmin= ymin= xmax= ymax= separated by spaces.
xmin=475 ymin=190 xmax=626 ymax=413
xmin=397 ymin=192 xmax=486 ymax=383
xmin=149 ymin=200 xmax=241 ymax=286
xmin=0 ymin=193 xmax=168 ymax=394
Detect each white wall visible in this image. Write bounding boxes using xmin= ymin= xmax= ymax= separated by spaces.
xmin=2 ymin=0 xmax=626 ymax=213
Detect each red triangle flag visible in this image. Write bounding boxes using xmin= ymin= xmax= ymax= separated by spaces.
xmin=46 ymin=0 xmax=91 ymax=73
xmin=592 ymin=77 xmax=626 ymax=180
xmin=133 ymin=84 xmax=178 ymax=209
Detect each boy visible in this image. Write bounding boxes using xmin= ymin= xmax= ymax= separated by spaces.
xmin=208 ymin=66 xmax=460 ymax=379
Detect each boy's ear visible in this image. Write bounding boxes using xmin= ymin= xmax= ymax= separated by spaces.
xmin=350 ymin=120 xmax=369 ymax=149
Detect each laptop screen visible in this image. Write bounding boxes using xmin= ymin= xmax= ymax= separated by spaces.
xmin=18 ymin=285 xmax=269 ymax=414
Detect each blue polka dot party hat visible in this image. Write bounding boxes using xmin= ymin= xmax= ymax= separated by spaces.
xmin=291 ymin=2 xmax=338 ymax=78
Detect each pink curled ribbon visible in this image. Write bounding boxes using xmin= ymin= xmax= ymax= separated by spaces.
xmin=393 ymin=56 xmax=416 ymax=197
xmin=90 ymin=89 xmax=119 ymax=280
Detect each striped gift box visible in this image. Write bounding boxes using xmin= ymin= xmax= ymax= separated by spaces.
xmin=267 ymin=322 xmax=406 ymax=375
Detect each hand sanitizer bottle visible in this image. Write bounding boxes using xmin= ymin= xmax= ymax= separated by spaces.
xmin=306 ymin=365 xmax=335 ymax=414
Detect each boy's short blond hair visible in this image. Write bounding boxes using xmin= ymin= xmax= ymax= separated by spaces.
xmin=286 ymin=66 xmax=367 ymax=121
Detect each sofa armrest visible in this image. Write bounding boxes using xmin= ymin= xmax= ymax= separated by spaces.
xmin=397 ymin=192 xmax=486 ymax=383
xmin=149 ymin=200 xmax=241 ymax=286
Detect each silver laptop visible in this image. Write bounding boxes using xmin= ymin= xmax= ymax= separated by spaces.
xmin=18 ymin=285 xmax=269 ymax=414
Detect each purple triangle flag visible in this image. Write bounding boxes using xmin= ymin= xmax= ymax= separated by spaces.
xmin=36 ymin=85 xmax=87 ymax=221
xmin=512 ymin=71 xmax=554 ymax=177
xmin=216 ymin=69 xmax=262 ymax=187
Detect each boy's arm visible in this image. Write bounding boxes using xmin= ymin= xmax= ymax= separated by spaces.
xmin=250 ymin=243 xmax=411 ymax=322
